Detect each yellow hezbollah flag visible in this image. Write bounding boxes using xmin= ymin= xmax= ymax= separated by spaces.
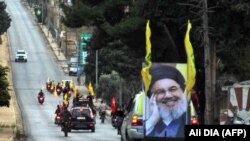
xmin=141 ymin=20 xmax=152 ymax=95
xmin=88 ymin=82 xmax=94 ymax=96
xmin=184 ymin=20 xmax=196 ymax=101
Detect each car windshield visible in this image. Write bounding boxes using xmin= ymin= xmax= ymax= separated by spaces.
xmin=17 ymin=51 xmax=25 ymax=54
xmin=72 ymin=108 xmax=90 ymax=117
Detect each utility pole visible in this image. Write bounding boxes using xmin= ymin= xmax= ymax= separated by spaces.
xmin=95 ymin=50 xmax=98 ymax=90
xmin=203 ymin=0 xmax=213 ymax=124
xmin=119 ymin=76 xmax=122 ymax=108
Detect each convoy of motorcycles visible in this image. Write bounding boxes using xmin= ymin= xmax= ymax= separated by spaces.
xmin=39 ymin=78 xmax=125 ymax=137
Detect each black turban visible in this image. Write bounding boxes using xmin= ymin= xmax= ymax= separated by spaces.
xmin=148 ymin=65 xmax=185 ymax=97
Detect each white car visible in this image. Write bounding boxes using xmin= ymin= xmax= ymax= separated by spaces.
xmin=121 ymin=92 xmax=144 ymax=141
xmin=15 ymin=50 xmax=28 ymax=62
xmin=69 ymin=65 xmax=78 ymax=76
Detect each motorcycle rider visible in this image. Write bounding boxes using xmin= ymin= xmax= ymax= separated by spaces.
xmin=99 ymin=100 xmax=108 ymax=118
xmin=73 ymin=91 xmax=82 ymax=106
xmin=60 ymin=107 xmax=72 ymax=131
xmin=38 ymin=89 xmax=44 ymax=97
xmin=56 ymin=82 xmax=62 ymax=91
xmin=55 ymin=105 xmax=61 ymax=124
xmin=63 ymin=85 xmax=70 ymax=97
xmin=46 ymin=77 xmax=51 ymax=90
xmin=87 ymin=93 xmax=94 ymax=108
xmin=115 ymin=107 xmax=125 ymax=135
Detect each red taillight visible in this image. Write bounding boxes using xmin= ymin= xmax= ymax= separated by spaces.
xmin=131 ymin=115 xmax=143 ymax=126
xmin=191 ymin=117 xmax=199 ymax=125
xmin=56 ymin=116 xmax=61 ymax=120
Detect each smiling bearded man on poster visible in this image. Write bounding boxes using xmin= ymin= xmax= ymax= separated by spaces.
xmin=145 ymin=64 xmax=187 ymax=138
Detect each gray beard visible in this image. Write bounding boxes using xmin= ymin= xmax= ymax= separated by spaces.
xmin=158 ymin=95 xmax=187 ymax=123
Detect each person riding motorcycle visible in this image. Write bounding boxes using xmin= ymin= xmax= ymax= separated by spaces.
xmin=63 ymin=85 xmax=70 ymax=97
xmin=56 ymin=82 xmax=62 ymax=90
xmin=37 ymin=89 xmax=45 ymax=104
xmin=99 ymin=100 xmax=108 ymax=118
xmin=55 ymin=105 xmax=61 ymax=115
xmin=55 ymin=105 xmax=62 ymax=124
xmin=60 ymin=107 xmax=72 ymax=131
xmin=38 ymin=89 xmax=44 ymax=97
xmin=87 ymin=93 xmax=94 ymax=108
xmin=56 ymin=82 xmax=62 ymax=95
xmin=115 ymin=107 xmax=125 ymax=135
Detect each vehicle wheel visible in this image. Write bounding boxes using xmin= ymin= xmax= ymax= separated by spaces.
xmin=15 ymin=59 xmax=17 ymax=62
xmin=91 ymin=128 xmax=95 ymax=132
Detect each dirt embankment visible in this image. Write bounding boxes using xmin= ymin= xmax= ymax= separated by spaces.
xmin=0 ymin=34 xmax=26 ymax=141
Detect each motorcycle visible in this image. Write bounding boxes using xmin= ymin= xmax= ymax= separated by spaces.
xmin=55 ymin=114 xmax=62 ymax=126
xmin=100 ymin=110 xmax=106 ymax=123
xmin=61 ymin=120 xmax=71 ymax=137
xmin=50 ymin=84 xmax=55 ymax=93
xmin=115 ymin=110 xmax=124 ymax=135
xmin=56 ymin=87 xmax=62 ymax=96
xmin=111 ymin=115 xmax=118 ymax=128
xmin=38 ymin=95 xmax=45 ymax=104
xmin=116 ymin=116 xmax=124 ymax=135
xmin=46 ymin=82 xmax=51 ymax=91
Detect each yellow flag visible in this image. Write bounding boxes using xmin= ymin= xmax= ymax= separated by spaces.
xmin=88 ymin=82 xmax=95 ymax=96
xmin=141 ymin=20 xmax=152 ymax=95
xmin=184 ymin=20 xmax=196 ymax=101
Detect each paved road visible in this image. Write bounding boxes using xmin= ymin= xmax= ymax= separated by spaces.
xmin=0 ymin=1 xmax=112 ymax=141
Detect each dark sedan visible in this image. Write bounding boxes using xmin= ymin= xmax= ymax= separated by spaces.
xmin=70 ymin=106 xmax=95 ymax=132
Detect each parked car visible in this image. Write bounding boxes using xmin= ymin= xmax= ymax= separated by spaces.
xmin=70 ymin=106 xmax=95 ymax=132
xmin=121 ymin=91 xmax=144 ymax=141
xmin=15 ymin=49 xmax=28 ymax=62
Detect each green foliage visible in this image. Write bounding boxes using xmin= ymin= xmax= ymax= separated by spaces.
xmin=62 ymin=0 xmax=250 ymax=106
xmin=208 ymin=0 xmax=250 ymax=80
xmin=97 ymin=70 xmax=133 ymax=107
xmin=0 ymin=65 xmax=10 ymax=107
xmin=62 ymin=0 xmax=194 ymax=104
xmin=0 ymin=2 xmax=11 ymax=35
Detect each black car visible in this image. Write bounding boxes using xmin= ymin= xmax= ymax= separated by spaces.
xmin=70 ymin=106 xmax=95 ymax=132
